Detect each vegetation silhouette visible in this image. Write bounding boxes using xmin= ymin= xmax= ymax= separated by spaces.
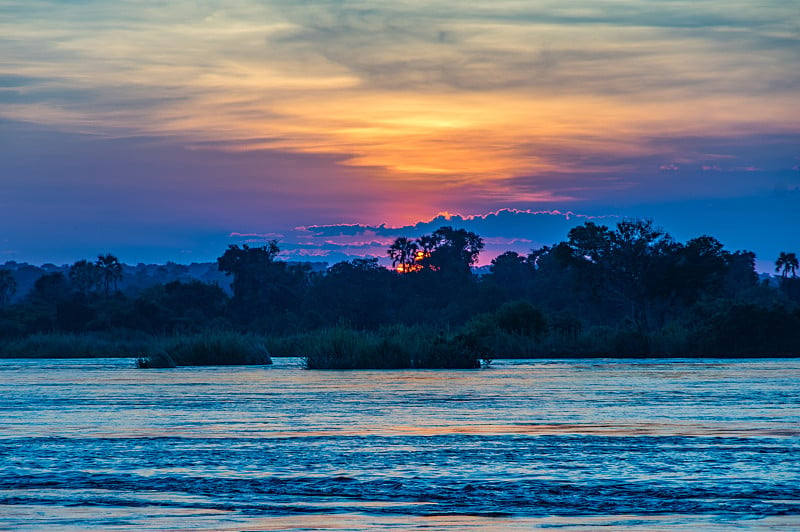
xmin=776 ymin=252 xmax=798 ymax=278
xmin=1 ymin=219 xmax=799 ymax=367
xmin=388 ymin=236 xmax=419 ymax=273
xmin=0 ymin=269 xmax=17 ymax=306
xmin=69 ymin=259 xmax=101 ymax=296
xmin=96 ymin=254 xmax=123 ymax=298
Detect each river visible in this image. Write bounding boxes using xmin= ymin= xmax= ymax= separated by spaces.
xmin=1 ymin=358 xmax=799 ymax=530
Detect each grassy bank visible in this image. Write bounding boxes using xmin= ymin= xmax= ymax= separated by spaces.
xmin=0 ymin=327 xmax=480 ymax=369
xmin=0 ymin=331 xmax=272 ymax=367
xmin=2 ymin=311 xmax=798 ymax=368
xmin=151 ymin=332 xmax=272 ymax=367
xmin=0 ymin=332 xmax=154 ymax=359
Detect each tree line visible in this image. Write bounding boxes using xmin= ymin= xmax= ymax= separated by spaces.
xmin=1 ymin=220 xmax=798 ymax=357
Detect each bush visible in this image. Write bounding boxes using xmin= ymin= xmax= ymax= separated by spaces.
xmin=298 ymin=325 xmax=480 ymax=369
xmin=158 ymin=332 xmax=272 ymax=366
xmin=301 ymin=327 xmax=405 ymax=369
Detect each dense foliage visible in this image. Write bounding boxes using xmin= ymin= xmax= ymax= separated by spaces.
xmin=1 ymin=221 xmax=799 ymax=365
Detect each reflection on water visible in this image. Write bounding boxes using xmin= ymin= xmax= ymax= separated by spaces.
xmin=1 ymin=358 xmax=799 ymax=530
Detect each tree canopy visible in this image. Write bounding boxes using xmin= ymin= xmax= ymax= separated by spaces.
xmin=2 ymin=221 xmax=799 ymax=358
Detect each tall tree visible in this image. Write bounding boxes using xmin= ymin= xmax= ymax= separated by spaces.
xmin=562 ymin=219 xmax=674 ymax=329
xmin=217 ymin=241 xmax=308 ymax=322
xmin=671 ymin=235 xmax=729 ymax=302
xmin=608 ymin=219 xmax=674 ymax=329
xmin=776 ymin=252 xmax=799 ymax=278
xmin=723 ymin=250 xmax=758 ymax=295
xmin=416 ymin=234 xmax=437 ymax=257
xmin=566 ymin=222 xmax=613 ymax=263
xmin=387 ymin=237 xmax=419 ymax=273
xmin=489 ymin=251 xmax=532 ymax=292
xmin=217 ymin=240 xmax=281 ymax=288
xmin=69 ymin=259 xmax=100 ymax=296
xmin=310 ymin=258 xmax=394 ymax=328
xmin=421 ymin=226 xmax=484 ymax=275
xmin=30 ymin=272 xmax=71 ymax=303
xmin=217 ymin=242 xmax=280 ymax=298
xmin=96 ymin=254 xmax=123 ymax=297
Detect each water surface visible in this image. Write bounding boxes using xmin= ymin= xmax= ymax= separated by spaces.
xmin=1 ymin=358 xmax=799 ymax=530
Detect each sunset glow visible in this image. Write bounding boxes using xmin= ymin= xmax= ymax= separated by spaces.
xmin=1 ymin=1 xmax=798 ymax=264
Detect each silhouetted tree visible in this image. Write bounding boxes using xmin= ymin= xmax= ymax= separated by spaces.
xmin=5 ymin=217 xmax=800 ymax=360
xmin=671 ymin=235 xmax=729 ymax=303
xmin=488 ymin=251 xmax=533 ymax=297
xmin=30 ymin=272 xmax=71 ymax=303
xmin=310 ymin=258 xmax=395 ymax=328
xmin=526 ymin=246 xmax=551 ymax=269
xmin=776 ymin=252 xmax=798 ymax=278
xmin=723 ymin=250 xmax=758 ymax=295
xmin=218 ymin=242 xmax=279 ymax=277
xmin=420 ymin=226 xmax=484 ymax=276
xmin=521 ymin=244 xmax=582 ymax=316
xmin=96 ymin=254 xmax=123 ymax=297
xmin=416 ymin=234 xmax=437 ymax=257
xmin=133 ymin=280 xmax=229 ymax=333
xmin=0 ymin=269 xmax=16 ymax=306
xmin=611 ymin=220 xmax=674 ymax=323
xmin=560 ymin=219 xmax=674 ymax=328
xmin=218 ymin=242 xmax=279 ymax=314
xmin=388 ymin=237 xmax=419 ymax=273
xmin=490 ymin=251 xmax=527 ymax=276
xmin=217 ymin=242 xmax=309 ymax=323
xmin=69 ymin=259 xmax=100 ymax=296
xmin=566 ymin=222 xmax=613 ymax=263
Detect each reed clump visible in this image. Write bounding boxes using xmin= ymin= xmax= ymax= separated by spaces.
xmin=136 ymin=331 xmax=272 ymax=368
xmin=296 ymin=324 xmax=480 ymax=369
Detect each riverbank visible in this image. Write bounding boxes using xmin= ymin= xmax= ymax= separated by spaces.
xmin=2 ymin=322 xmax=799 ymax=369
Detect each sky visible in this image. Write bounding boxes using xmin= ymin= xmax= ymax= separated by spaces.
xmin=1 ymin=0 xmax=798 ymax=271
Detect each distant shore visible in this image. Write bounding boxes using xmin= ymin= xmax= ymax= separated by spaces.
xmin=2 ymin=329 xmax=798 ymax=370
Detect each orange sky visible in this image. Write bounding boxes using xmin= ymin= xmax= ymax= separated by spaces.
xmin=1 ymin=1 xmax=798 ymax=262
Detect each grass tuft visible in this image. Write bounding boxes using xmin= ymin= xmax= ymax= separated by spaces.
xmin=133 ymin=332 xmax=272 ymax=367
xmin=288 ymin=324 xmax=480 ymax=370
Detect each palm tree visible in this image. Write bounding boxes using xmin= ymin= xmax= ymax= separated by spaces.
xmin=387 ymin=237 xmax=419 ymax=273
xmin=776 ymin=252 xmax=799 ymax=278
xmin=417 ymin=234 xmax=437 ymax=257
xmin=96 ymin=253 xmax=123 ymax=297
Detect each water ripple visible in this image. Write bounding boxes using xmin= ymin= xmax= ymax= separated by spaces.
xmin=1 ymin=358 xmax=799 ymax=529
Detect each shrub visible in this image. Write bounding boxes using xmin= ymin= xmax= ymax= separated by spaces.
xmin=136 ymin=332 xmax=272 ymax=367
xmin=298 ymin=325 xmax=480 ymax=369
xmin=164 ymin=332 xmax=272 ymax=366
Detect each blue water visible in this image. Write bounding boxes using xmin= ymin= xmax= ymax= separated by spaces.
xmin=1 ymin=358 xmax=799 ymax=530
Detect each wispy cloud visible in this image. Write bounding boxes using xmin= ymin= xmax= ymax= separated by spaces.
xmin=230 ymin=208 xmax=615 ymax=265
xmin=1 ymin=0 xmax=799 ymax=266
xmin=2 ymin=0 xmax=798 ymax=215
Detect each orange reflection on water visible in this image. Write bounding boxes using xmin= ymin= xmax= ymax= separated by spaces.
xmin=389 ymin=422 xmax=800 ymax=438
xmin=85 ymin=422 xmax=800 ymax=440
